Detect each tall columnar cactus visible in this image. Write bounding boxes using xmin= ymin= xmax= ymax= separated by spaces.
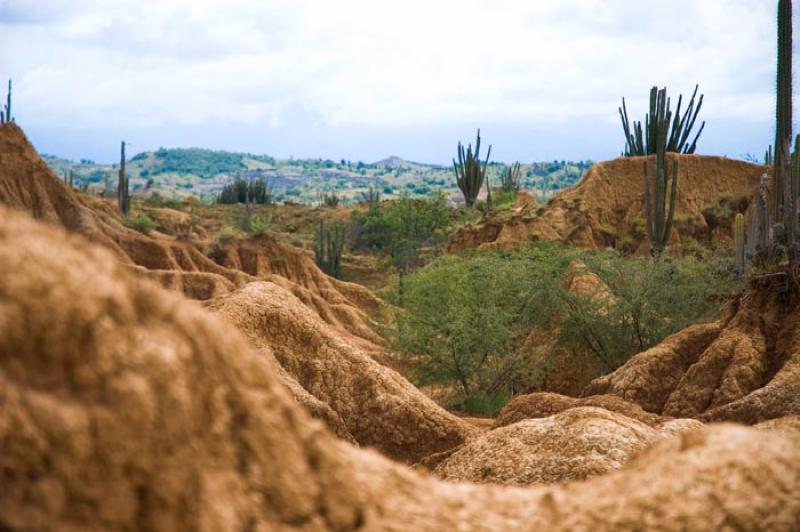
xmin=453 ymin=129 xmax=491 ymax=207
xmin=734 ymin=213 xmax=746 ymax=276
xmin=117 ymin=141 xmax=130 ymax=215
xmin=314 ymin=221 xmax=344 ymax=278
xmin=765 ymin=145 xmax=774 ymax=166
xmin=642 ymin=88 xmax=679 ymax=255
xmin=789 ymin=133 xmax=800 ymax=244
xmin=619 ymin=85 xmax=705 ymax=156
xmin=756 ymin=173 xmax=771 ymax=253
xmin=775 ymin=0 xmax=793 ymax=225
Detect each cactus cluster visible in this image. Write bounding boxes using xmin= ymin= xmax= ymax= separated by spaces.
xmin=320 ymin=192 xmax=341 ymax=207
xmin=751 ymin=0 xmax=800 ymax=268
xmin=642 ymin=89 xmax=680 ymax=255
xmin=0 ymin=80 xmax=11 ymax=124
xmin=118 ymin=141 xmax=130 ymax=215
xmin=365 ymin=186 xmax=381 ymax=207
xmin=218 ymin=177 xmax=271 ymax=204
xmin=314 ymin=221 xmax=345 ymax=278
xmin=63 ymin=170 xmax=74 ymax=190
xmin=453 ymin=129 xmax=491 ymax=207
xmin=500 ymin=162 xmax=522 ymax=193
xmin=619 ymin=85 xmax=705 ymax=157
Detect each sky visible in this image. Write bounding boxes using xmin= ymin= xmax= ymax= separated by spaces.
xmin=0 ymin=0 xmax=783 ymax=164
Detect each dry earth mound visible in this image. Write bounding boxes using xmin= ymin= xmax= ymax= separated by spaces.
xmin=205 ymin=281 xmax=475 ymax=462
xmin=210 ymin=235 xmax=384 ymax=347
xmin=448 ymin=154 xmax=765 ymax=252
xmin=434 ymin=407 xmax=658 ymax=486
xmin=0 ymin=122 xmax=250 ymax=296
xmin=495 ymin=392 xmax=668 ymax=428
xmin=584 ymin=287 xmax=800 ymax=423
xmin=2 ymin=207 xmax=800 ymax=530
xmin=0 ymin=122 xmax=381 ymax=348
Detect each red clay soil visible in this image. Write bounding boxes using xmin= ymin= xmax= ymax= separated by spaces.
xmin=2 ymin=207 xmax=799 ymax=531
xmin=583 ymin=286 xmax=800 ymax=423
xmin=448 ymin=154 xmax=766 ymax=253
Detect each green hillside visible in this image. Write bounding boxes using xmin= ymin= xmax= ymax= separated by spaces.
xmin=44 ymin=148 xmax=591 ymax=205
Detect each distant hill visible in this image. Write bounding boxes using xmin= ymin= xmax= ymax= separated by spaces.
xmin=45 ymin=147 xmax=592 ymax=205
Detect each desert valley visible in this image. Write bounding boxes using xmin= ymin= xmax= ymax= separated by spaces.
xmin=2 ymin=1 xmax=800 ymax=531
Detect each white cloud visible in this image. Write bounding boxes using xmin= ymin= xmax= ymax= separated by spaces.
xmin=0 ymin=0 xmax=780 ymax=159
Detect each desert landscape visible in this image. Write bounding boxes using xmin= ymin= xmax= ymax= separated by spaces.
xmin=2 ymin=1 xmax=800 ymax=530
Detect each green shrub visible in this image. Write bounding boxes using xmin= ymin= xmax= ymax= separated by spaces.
xmin=460 ymin=390 xmax=512 ymax=417
xmin=123 ymin=214 xmax=157 ymax=234
xmin=393 ymin=245 xmax=572 ymax=402
xmin=213 ymin=225 xmax=239 ymax=246
xmin=392 ymin=245 xmax=740 ymax=409
xmin=232 ymin=205 xmax=271 ymax=236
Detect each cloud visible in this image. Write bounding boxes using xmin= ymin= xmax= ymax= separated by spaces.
xmin=0 ymin=0 xmax=780 ymax=160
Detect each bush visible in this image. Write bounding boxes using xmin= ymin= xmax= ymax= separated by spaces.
xmin=392 ymin=245 xmax=740 ymax=409
xmin=232 ymin=205 xmax=271 ymax=236
xmin=123 ymin=214 xmax=157 ymax=234
xmin=213 ymin=225 xmax=239 ymax=246
xmin=557 ymin=250 xmax=740 ymax=371
xmin=393 ymin=245 xmax=572 ymax=405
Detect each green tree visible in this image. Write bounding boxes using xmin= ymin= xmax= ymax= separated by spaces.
xmin=351 ymin=191 xmax=450 ymax=301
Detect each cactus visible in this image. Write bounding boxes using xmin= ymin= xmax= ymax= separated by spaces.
xmin=755 ymin=172 xmax=771 ymax=254
xmin=1 ymin=79 xmax=11 ymax=124
xmin=774 ymin=0 xmax=793 ymax=225
xmin=765 ymin=145 xmax=774 ymax=166
xmin=320 ymin=192 xmax=341 ymax=207
xmin=365 ymin=186 xmax=381 ymax=207
xmin=500 ymin=162 xmax=522 ymax=193
xmin=734 ymin=213 xmax=746 ymax=276
xmin=453 ymin=129 xmax=491 ymax=207
xmin=642 ymin=87 xmax=679 ymax=255
xmin=117 ymin=141 xmax=130 ymax=215
xmin=789 ymin=133 xmax=800 ymax=244
xmin=619 ymin=85 xmax=705 ymax=156
xmin=314 ymin=221 xmax=345 ymax=278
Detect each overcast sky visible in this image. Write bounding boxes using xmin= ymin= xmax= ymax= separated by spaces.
xmin=0 ymin=0 xmax=783 ymax=164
